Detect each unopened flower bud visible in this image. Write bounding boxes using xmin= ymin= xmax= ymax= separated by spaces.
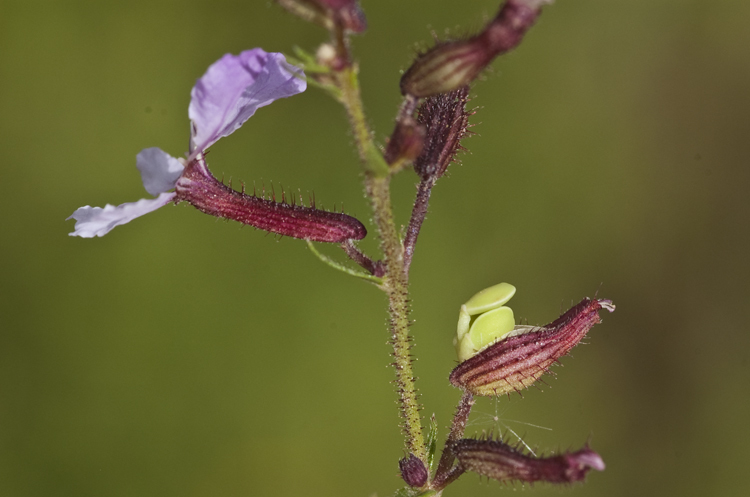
xmin=384 ymin=117 xmax=426 ymax=166
xmin=276 ymin=0 xmax=333 ymax=30
xmin=400 ymin=0 xmax=544 ymax=98
xmin=317 ymin=0 xmax=367 ymax=33
xmin=399 ymin=453 xmax=429 ymax=487
xmin=400 ymin=39 xmax=492 ymax=99
xmin=454 ymin=437 xmax=605 ymax=483
xmin=450 ymin=298 xmax=615 ymax=396
xmin=414 ymin=86 xmax=471 ymax=181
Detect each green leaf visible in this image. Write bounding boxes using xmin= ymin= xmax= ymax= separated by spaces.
xmin=393 ymin=489 xmax=438 ymax=497
xmin=306 ymin=240 xmax=383 ymax=284
xmin=426 ymin=414 xmax=438 ymax=471
xmin=393 ymin=487 xmax=417 ymax=497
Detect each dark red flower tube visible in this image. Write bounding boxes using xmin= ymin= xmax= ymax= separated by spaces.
xmin=175 ymin=158 xmax=366 ymax=243
xmin=454 ymin=437 xmax=605 ymax=483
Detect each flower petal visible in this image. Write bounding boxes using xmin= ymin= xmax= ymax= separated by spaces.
xmin=136 ymin=147 xmax=185 ymax=196
xmin=67 ymin=192 xmax=176 ymax=238
xmin=188 ymin=49 xmax=306 ymax=152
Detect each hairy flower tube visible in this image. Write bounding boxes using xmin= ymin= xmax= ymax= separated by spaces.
xmin=454 ymin=437 xmax=605 ymax=484
xmin=450 ymin=297 xmax=615 ymax=396
xmin=68 ymin=49 xmax=364 ymax=242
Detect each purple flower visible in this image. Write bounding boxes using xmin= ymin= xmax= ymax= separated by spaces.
xmin=68 ymin=49 xmax=306 ymax=238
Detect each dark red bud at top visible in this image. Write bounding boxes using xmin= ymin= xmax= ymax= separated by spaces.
xmin=400 ymin=0 xmax=543 ymax=98
xmin=276 ymin=0 xmax=366 ymax=33
xmin=276 ymin=0 xmax=332 ymax=30
xmin=450 ymin=298 xmax=615 ymax=396
xmin=174 ymin=158 xmax=366 ymax=243
xmin=454 ymin=437 xmax=605 ymax=484
xmin=413 ymin=86 xmax=471 ymax=181
xmin=319 ymin=0 xmax=367 ymax=33
xmin=399 ymin=453 xmax=429 ymax=487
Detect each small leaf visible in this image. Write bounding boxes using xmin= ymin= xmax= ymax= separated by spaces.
xmin=426 ymin=414 xmax=438 ymax=472
xmin=393 ymin=487 xmax=417 ymax=497
xmin=393 ymin=489 xmax=437 ymax=497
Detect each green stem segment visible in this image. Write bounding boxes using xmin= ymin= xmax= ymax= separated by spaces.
xmin=332 ymin=32 xmax=425 ymax=461
xmin=336 ymin=67 xmax=389 ymax=177
xmin=367 ymin=176 xmax=425 ymax=461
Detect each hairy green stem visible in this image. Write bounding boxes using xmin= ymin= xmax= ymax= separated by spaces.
xmin=367 ymin=175 xmax=425 ymax=461
xmin=331 ymin=30 xmax=425 ymax=460
xmin=336 ymin=66 xmax=388 ymax=177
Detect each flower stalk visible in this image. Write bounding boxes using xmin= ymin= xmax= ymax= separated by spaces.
xmin=432 ymin=391 xmax=475 ymax=490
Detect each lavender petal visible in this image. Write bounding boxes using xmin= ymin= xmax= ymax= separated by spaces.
xmin=188 ymin=49 xmax=306 ymax=152
xmin=67 ymin=192 xmax=176 ymax=238
xmin=136 ymin=147 xmax=185 ymax=196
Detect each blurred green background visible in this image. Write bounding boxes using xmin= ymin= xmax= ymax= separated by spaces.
xmin=2 ymin=0 xmax=749 ymax=496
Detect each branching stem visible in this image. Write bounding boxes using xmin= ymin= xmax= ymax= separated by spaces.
xmin=432 ymin=391 xmax=474 ymax=490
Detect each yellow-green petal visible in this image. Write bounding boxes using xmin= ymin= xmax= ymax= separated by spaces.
xmin=463 ymin=283 xmax=516 ymax=315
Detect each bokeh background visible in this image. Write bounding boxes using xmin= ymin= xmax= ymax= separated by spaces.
xmin=2 ymin=1 xmax=749 ymax=496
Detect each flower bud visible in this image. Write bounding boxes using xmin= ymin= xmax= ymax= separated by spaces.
xmin=449 ymin=298 xmax=615 ymax=396
xmin=454 ymin=437 xmax=605 ymax=484
xmin=413 ymin=86 xmax=471 ymax=181
xmin=400 ymin=0 xmax=544 ymax=98
xmin=318 ymin=0 xmax=367 ymax=33
xmin=384 ymin=116 xmax=426 ymax=166
xmin=400 ymin=40 xmax=492 ymax=99
xmin=399 ymin=453 xmax=429 ymax=487
xmin=276 ymin=0 xmax=332 ymax=30
xmin=276 ymin=0 xmax=366 ymax=33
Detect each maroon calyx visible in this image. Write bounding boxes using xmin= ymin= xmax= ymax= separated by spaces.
xmin=449 ymin=298 xmax=614 ymax=396
xmin=399 ymin=453 xmax=429 ymax=487
xmin=454 ymin=437 xmax=605 ymax=484
xmin=174 ymin=158 xmax=366 ymax=243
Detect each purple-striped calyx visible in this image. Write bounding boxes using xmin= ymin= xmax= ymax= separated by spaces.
xmin=400 ymin=0 xmax=549 ymax=98
xmin=454 ymin=436 xmax=605 ymax=484
xmin=450 ymin=297 xmax=615 ymax=396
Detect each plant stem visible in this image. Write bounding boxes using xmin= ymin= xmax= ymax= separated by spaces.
xmin=330 ymin=29 xmax=425 ymax=460
xmin=341 ymin=240 xmax=384 ymax=277
xmin=432 ymin=391 xmax=474 ymax=490
xmin=403 ymin=178 xmax=435 ymax=276
xmin=335 ymin=65 xmax=389 ymax=177
xmin=366 ymin=175 xmax=425 ymax=461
